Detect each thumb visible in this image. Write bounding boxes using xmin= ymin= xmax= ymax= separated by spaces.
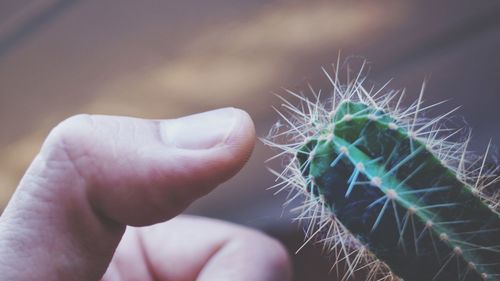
xmin=0 ymin=108 xmax=255 ymax=280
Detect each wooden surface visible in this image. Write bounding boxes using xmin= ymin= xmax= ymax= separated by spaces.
xmin=1 ymin=1 xmax=500 ymax=280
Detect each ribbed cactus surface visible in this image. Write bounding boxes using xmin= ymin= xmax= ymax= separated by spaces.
xmin=265 ymin=65 xmax=500 ymax=281
xmin=296 ymin=101 xmax=500 ymax=281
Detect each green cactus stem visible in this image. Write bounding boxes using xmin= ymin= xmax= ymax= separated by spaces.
xmin=265 ymin=64 xmax=500 ymax=281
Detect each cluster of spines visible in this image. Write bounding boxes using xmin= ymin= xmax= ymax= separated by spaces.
xmin=263 ymin=61 xmax=500 ymax=281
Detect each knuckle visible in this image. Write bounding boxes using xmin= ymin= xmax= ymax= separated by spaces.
xmin=46 ymin=114 xmax=98 ymax=152
xmin=41 ymin=114 xmax=98 ymax=175
xmin=239 ymin=230 xmax=291 ymax=268
xmin=253 ymin=235 xmax=292 ymax=276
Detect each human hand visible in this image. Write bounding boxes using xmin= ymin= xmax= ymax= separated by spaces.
xmin=0 ymin=108 xmax=292 ymax=281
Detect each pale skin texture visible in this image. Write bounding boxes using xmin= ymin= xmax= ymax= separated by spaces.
xmin=0 ymin=108 xmax=292 ymax=281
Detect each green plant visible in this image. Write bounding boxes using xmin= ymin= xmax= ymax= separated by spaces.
xmin=264 ymin=62 xmax=500 ymax=281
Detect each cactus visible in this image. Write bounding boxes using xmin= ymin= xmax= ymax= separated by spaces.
xmin=264 ymin=62 xmax=500 ymax=281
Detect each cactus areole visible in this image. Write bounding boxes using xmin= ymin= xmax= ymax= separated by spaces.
xmin=265 ymin=64 xmax=500 ymax=281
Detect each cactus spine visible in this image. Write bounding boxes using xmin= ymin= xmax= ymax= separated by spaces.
xmin=265 ymin=63 xmax=500 ymax=281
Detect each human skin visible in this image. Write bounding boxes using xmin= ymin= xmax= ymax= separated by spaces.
xmin=0 ymin=108 xmax=292 ymax=281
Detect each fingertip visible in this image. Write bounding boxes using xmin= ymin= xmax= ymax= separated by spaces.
xmin=212 ymin=108 xmax=256 ymax=179
xmin=225 ymin=108 xmax=256 ymax=156
xmin=160 ymin=107 xmax=255 ymax=151
xmin=165 ymin=107 xmax=256 ymax=183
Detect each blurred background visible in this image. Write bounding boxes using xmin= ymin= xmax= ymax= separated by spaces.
xmin=1 ymin=0 xmax=500 ymax=280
